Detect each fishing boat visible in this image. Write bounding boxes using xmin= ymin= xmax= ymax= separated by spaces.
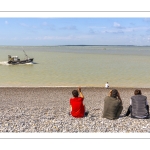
xmin=8 ymin=50 xmax=34 ymax=65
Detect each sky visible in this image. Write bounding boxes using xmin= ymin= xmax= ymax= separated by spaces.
xmin=1 ymin=18 xmax=150 ymax=46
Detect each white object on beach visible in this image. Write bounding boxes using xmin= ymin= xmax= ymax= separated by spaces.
xmin=105 ymin=82 xmax=109 ymax=88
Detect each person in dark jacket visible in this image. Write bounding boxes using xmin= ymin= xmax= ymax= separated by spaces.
xmin=102 ymin=89 xmax=123 ymax=120
xmin=124 ymin=89 xmax=149 ymax=119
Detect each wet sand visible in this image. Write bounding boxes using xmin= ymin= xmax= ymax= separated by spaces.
xmin=0 ymin=87 xmax=150 ymax=132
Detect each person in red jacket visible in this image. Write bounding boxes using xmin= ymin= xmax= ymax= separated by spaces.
xmin=70 ymin=87 xmax=88 ymax=118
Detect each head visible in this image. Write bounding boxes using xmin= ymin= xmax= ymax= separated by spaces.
xmin=134 ymin=89 xmax=142 ymax=95
xmin=72 ymin=90 xmax=79 ymax=97
xmin=110 ymin=89 xmax=118 ymax=98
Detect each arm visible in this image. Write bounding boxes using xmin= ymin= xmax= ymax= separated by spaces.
xmin=78 ymin=87 xmax=84 ymax=99
xmin=146 ymin=99 xmax=148 ymax=105
xmin=130 ymin=99 xmax=132 ymax=105
xmin=70 ymin=105 xmax=72 ymax=111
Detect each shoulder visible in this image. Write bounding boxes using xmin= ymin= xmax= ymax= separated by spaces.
xmin=70 ymin=97 xmax=74 ymax=100
xmin=142 ymin=95 xmax=147 ymax=98
xmin=70 ymin=97 xmax=75 ymax=102
xmin=104 ymin=96 xmax=109 ymax=99
xmin=70 ymin=97 xmax=83 ymax=101
xmin=104 ymin=96 xmax=112 ymax=101
xmin=141 ymin=95 xmax=147 ymax=100
xmin=131 ymin=95 xmax=147 ymax=100
xmin=79 ymin=97 xmax=84 ymax=100
xmin=131 ymin=95 xmax=135 ymax=99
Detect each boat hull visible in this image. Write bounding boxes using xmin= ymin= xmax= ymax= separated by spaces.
xmin=8 ymin=58 xmax=34 ymax=65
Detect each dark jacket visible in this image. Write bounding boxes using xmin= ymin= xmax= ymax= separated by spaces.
xmin=131 ymin=95 xmax=149 ymax=118
xmin=103 ymin=96 xmax=123 ymax=120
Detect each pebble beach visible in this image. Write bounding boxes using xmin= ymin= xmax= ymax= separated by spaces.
xmin=0 ymin=87 xmax=150 ymax=133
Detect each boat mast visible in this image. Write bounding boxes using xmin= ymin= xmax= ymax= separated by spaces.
xmin=23 ymin=50 xmax=29 ymax=59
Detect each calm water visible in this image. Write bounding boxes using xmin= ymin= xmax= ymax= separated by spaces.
xmin=0 ymin=45 xmax=150 ymax=87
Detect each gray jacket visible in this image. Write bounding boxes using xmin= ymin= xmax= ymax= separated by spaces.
xmin=103 ymin=96 xmax=122 ymax=120
xmin=131 ymin=95 xmax=149 ymax=118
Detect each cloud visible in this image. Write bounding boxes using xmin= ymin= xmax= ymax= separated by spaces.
xmin=42 ymin=22 xmax=48 ymax=26
xmin=60 ymin=25 xmax=77 ymax=30
xmin=89 ymin=26 xmax=106 ymax=29
xmin=130 ymin=22 xmax=135 ymax=26
xmin=147 ymin=37 xmax=150 ymax=41
xmin=35 ymin=35 xmax=73 ymax=40
xmin=42 ymin=23 xmax=56 ymax=30
xmin=146 ymin=28 xmax=150 ymax=34
xmin=32 ymin=34 xmax=93 ymax=41
xmin=5 ymin=21 xmax=8 ymax=25
xmin=32 ymin=25 xmax=37 ymax=29
xmin=102 ymin=30 xmax=124 ymax=34
xmin=113 ymin=22 xmax=125 ymax=29
xmin=143 ymin=18 xmax=150 ymax=22
xmin=11 ymin=37 xmax=17 ymax=40
xmin=88 ymin=26 xmax=107 ymax=34
xmin=102 ymin=26 xmax=150 ymax=35
xmin=41 ymin=22 xmax=56 ymax=30
xmin=0 ymin=37 xmax=5 ymax=40
xmin=45 ymin=35 xmax=86 ymax=40
xmin=23 ymin=37 xmax=33 ymax=40
xmin=20 ymin=23 xmax=29 ymax=27
xmin=89 ymin=28 xmax=96 ymax=34
xmin=113 ymin=22 xmax=121 ymax=28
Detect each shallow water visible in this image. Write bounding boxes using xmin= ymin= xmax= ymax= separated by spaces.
xmin=0 ymin=45 xmax=150 ymax=87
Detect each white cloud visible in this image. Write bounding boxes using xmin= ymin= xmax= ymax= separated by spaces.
xmin=20 ymin=23 xmax=29 ymax=27
xmin=144 ymin=18 xmax=150 ymax=22
xmin=101 ymin=26 xmax=150 ymax=34
xmin=32 ymin=25 xmax=37 ymax=29
xmin=23 ymin=37 xmax=33 ymax=40
xmin=5 ymin=21 xmax=8 ymax=24
xmin=33 ymin=35 xmax=93 ymax=41
xmin=88 ymin=26 xmax=107 ymax=34
xmin=60 ymin=25 xmax=77 ymax=30
xmin=113 ymin=22 xmax=121 ymax=27
xmin=88 ymin=26 xmax=106 ymax=29
xmin=0 ymin=37 xmax=5 ymax=40
xmin=42 ymin=35 xmax=73 ymax=40
xmin=11 ymin=37 xmax=17 ymax=40
xmin=42 ymin=22 xmax=48 ymax=26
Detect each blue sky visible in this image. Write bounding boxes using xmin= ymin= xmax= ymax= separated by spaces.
xmin=1 ymin=18 xmax=150 ymax=46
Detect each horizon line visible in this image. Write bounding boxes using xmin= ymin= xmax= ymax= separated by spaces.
xmin=0 ymin=45 xmax=150 ymax=47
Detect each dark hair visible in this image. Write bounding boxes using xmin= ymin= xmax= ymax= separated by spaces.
xmin=110 ymin=89 xmax=118 ymax=98
xmin=134 ymin=89 xmax=141 ymax=95
xmin=72 ymin=90 xmax=79 ymax=97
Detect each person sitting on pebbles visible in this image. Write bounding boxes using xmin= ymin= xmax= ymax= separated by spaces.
xmin=123 ymin=89 xmax=149 ymax=119
xmin=102 ymin=89 xmax=123 ymax=120
xmin=105 ymin=82 xmax=109 ymax=89
xmin=69 ymin=87 xmax=89 ymax=118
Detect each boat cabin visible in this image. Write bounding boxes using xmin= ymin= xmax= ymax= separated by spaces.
xmin=8 ymin=55 xmax=20 ymax=62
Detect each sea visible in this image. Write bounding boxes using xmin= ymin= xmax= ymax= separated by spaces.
xmin=0 ymin=45 xmax=150 ymax=88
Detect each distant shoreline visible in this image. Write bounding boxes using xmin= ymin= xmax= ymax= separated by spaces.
xmin=0 ymin=86 xmax=150 ymax=89
xmin=1 ymin=45 xmax=150 ymax=47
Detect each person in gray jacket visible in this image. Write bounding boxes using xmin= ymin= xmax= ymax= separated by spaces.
xmin=124 ymin=89 xmax=149 ymax=119
xmin=102 ymin=89 xmax=123 ymax=120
